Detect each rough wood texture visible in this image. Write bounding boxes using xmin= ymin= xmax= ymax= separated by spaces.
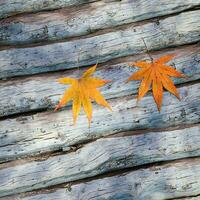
xmin=0 ymin=0 xmax=97 ymax=19
xmin=0 ymin=44 xmax=199 ymax=117
xmin=0 ymin=0 xmax=199 ymax=199
xmin=3 ymin=192 xmax=200 ymax=200
xmin=174 ymin=197 xmax=200 ymax=200
xmin=0 ymin=125 xmax=199 ymax=197
xmin=0 ymin=83 xmax=199 ymax=163
xmin=3 ymin=158 xmax=200 ymax=200
xmin=0 ymin=11 xmax=199 ymax=79
xmin=4 ymin=195 xmax=200 ymax=200
xmin=1 ymin=0 xmax=200 ymax=45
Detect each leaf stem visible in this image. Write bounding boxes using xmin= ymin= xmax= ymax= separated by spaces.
xmin=141 ymin=37 xmax=153 ymax=62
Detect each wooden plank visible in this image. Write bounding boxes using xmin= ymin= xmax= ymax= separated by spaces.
xmin=0 ymin=10 xmax=199 ymax=79
xmin=6 ymin=195 xmax=200 ymax=200
xmin=3 ymin=195 xmax=200 ymax=200
xmin=0 ymin=44 xmax=199 ymax=117
xmin=0 ymin=83 xmax=199 ymax=163
xmin=0 ymin=125 xmax=199 ymax=197
xmin=174 ymin=197 xmax=200 ymax=200
xmin=0 ymin=0 xmax=97 ymax=19
xmin=1 ymin=0 xmax=200 ymax=45
xmin=1 ymin=157 xmax=200 ymax=199
xmin=19 ymin=159 xmax=200 ymax=200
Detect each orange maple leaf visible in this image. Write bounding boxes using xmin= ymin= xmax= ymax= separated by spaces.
xmin=126 ymin=54 xmax=186 ymax=111
xmin=55 ymin=64 xmax=112 ymax=125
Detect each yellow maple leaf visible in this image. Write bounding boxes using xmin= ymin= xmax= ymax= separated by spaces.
xmin=126 ymin=54 xmax=186 ymax=111
xmin=55 ymin=64 xmax=112 ymax=125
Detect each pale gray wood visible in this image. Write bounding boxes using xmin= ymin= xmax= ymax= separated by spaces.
xmin=174 ymin=197 xmax=200 ymax=200
xmin=0 ymin=10 xmax=199 ymax=79
xmin=4 ymin=195 xmax=200 ymax=200
xmin=0 ymin=83 xmax=199 ymax=163
xmin=3 ymin=158 xmax=200 ymax=200
xmin=0 ymin=0 xmax=97 ymax=19
xmin=0 ymin=44 xmax=199 ymax=117
xmin=1 ymin=0 xmax=200 ymax=45
xmin=0 ymin=125 xmax=199 ymax=197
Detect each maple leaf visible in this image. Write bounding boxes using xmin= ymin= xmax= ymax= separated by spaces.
xmin=55 ymin=64 xmax=112 ymax=125
xmin=126 ymin=54 xmax=186 ymax=111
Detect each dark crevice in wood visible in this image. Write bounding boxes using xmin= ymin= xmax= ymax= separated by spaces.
xmin=0 ymin=107 xmax=48 ymax=121
xmin=106 ymin=123 xmax=200 ymax=138
xmin=169 ymin=194 xmax=200 ymax=200
xmin=175 ymin=79 xmax=200 ymax=89
xmin=7 ymin=157 xmax=200 ymax=199
xmin=0 ymin=6 xmax=199 ymax=51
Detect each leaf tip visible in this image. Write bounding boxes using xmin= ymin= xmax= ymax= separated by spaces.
xmin=107 ymin=105 xmax=112 ymax=111
xmin=157 ymin=106 xmax=161 ymax=113
xmin=87 ymin=119 xmax=92 ymax=128
xmin=104 ymin=79 xmax=112 ymax=84
xmin=181 ymin=73 xmax=188 ymax=78
xmin=129 ymin=62 xmax=135 ymax=67
xmin=54 ymin=104 xmax=61 ymax=111
xmin=125 ymin=79 xmax=130 ymax=83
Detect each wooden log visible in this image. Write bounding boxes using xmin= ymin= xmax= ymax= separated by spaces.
xmin=0 ymin=83 xmax=199 ymax=163
xmin=1 ymin=0 xmax=200 ymax=45
xmin=19 ymin=159 xmax=200 ymax=200
xmin=4 ymin=194 xmax=200 ymax=200
xmin=0 ymin=125 xmax=199 ymax=197
xmin=1 ymin=157 xmax=200 ymax=199
xmin=0 ymin=44 xmax=199 ymax=117
xmin=0 ymin=10 xmax=199 ymax=79
xmin=174 ymin=197 xmax=200 ymax=200
xmin=0 ymin=0 xmax=97 ymax=19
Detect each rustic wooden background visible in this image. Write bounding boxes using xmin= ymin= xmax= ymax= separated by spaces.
xmin=0 ymin=0 xmax=200 ymax=199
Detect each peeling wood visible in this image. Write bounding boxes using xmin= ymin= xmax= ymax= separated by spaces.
xmin=0 ymin=1 xmax=199 ymax=199
xmin=0 ymin=0 xmax=97 ymax=19
xmin=0 ymin=83 xmax=199 ymax=163
xmin=0 ymin=44 xmax=199 ymax=117
xmin=2 ymin=158 xmax=200 ymax=199
xmin=0 ymin=125 xmax=200 ymax=197
xmin=1 ymin=0 xmax=200 ymax=45
xmin=0 ymin=11 xmax=200 ymax=79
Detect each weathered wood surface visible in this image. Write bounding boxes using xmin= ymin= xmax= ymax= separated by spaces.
xmin=4 ymin=195 xmax=200 ymax=200
xmin=0 ymin=83 xmax=199 ymax=163
xmin=0 ymin=125 xmax=199 ymax=197
xmin=1 ymin=0 xmax=200 ymax=45
xmin=11 ymin=196 xmax=200 ymax=200
xmin=4 ymin=194 xmax=200 ymax=200
xmin=0 ymin=44 xmax=199 ymax=117
xmin=0 ymin=0 xmax=199 ymax=199
xmin=0 ymin=0 xmax=97 ymax=19
xmin=3 ymin=158 xmax=200 ymax=200
xmin=0 ymin=11 xmax=199 ymax=79
xmin=174 ymin=197 xmax=200 ymax=200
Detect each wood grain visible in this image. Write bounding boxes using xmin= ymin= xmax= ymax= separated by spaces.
xmin=0 ymin=11 xmax=199 ymax=79
xmin=0 ymin=1 xmax=199 ymax=199
xmin=0 ymin=0 xmax=97 ymax=19
xmin=0 ymin=83 xmax=199 ymax=163
xmin=1 ymin=157 xmax=200 ymax=199
xmin=0 ymin=44 xmax=199 ymax=117
xmin=1 ymin=0 xmax=200 ymax=45
xmin=174 ymin=197 xmax=200 ymax=200
xmin=5 ymin=195 xmax=200 ymax=200
xmin=0 ymin=125 xmax=199 ymax=197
